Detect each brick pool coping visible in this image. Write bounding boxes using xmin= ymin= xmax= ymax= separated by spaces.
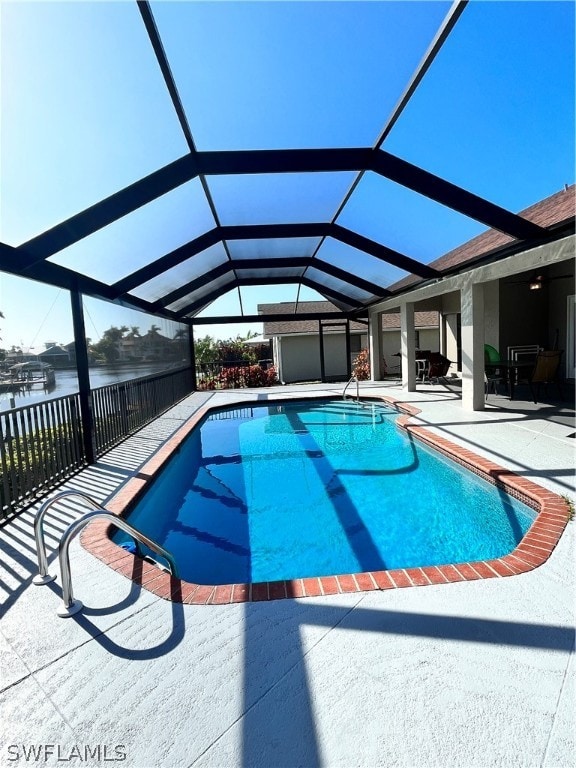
xmin=80 ymin=394 xmax=571 ymax=604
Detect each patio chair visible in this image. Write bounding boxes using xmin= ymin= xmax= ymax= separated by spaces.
xmin=519 ymin=350 xmax=564 ymax=404
xmin=484 ymin=344 xmax=501 ymax=364
xmin=484 ymin=344 xmax=503 ymax=399
xmin=383 ymin=356 xmax=401 ymax=378
xmin=421 ymin=352 xmax=452 ymax=384
xmin=484 ymin=371 xmax=502 ymax=399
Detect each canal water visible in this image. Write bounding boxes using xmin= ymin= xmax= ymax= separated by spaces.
xmin=0 ymin=363 xmax=176 ymax=413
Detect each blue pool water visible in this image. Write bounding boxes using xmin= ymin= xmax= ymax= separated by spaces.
xmin=115 ymin=400 xmax=536 ymax=584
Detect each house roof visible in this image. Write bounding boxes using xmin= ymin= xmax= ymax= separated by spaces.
xmin=38 ymin=344 xmax=69 ymax=356
xmin=382 ymin=311 xmax=439 ymax=330
xmin=389 ymin=184 xmax=576 ymax=293
xmin=261 ymin=302 xmax=438 ymax=336
xmin=1 ymin=3 xmax=574 ymax=326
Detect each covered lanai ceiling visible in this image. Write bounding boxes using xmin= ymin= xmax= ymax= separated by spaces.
xmin=1 ymin=1 xmax=574 ymax=325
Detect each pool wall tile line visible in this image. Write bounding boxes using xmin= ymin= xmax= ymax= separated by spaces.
xmin=80 ymin=395 xmax=572 ymax=604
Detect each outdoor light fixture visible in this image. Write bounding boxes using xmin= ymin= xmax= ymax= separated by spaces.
xmin=529 ymin=275 xmax=544 ymax=290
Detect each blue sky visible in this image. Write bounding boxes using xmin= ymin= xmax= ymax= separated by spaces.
xmin=0 ymin=0 xmax=574 ymax=350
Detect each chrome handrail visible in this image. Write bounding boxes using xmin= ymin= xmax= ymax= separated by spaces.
xmin=33 ymin=490 xmax=108 ymax=585
xmin=57 ymin=510 xmax=178 ymax=617
xmin=342 ymin=375 xmax=360 ymax=402
xmin=33 ymin=490 xmax=177 ymax=617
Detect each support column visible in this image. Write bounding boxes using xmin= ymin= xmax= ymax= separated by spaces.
xmin=70 ymin=287 xmax=95 ymax=464
xmin=400 ymin=302 xmax=416 ymax=391
xmin=188 ymin=324 xmax=197 ymax=391
xmin=483 ymin=280 xmax=500 ymax=352
xmin=273 ymin=337 xmax=284 ymax=384
xmin=368 ymin=309 xmax=383 ymax=380
xmin=318 ymin=320 xmax=326 ymax=383
xmin=345 ymin=320 xmax=352 ymax=379
xmin=440 ymin=313 xmax=447 ymax=357
xmin=461 ymin=279 xmax=485 ymax=411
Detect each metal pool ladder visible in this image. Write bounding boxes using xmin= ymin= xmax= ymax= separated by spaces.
xmin=342 ymin=375 xmax=360 ymax=403
xmin=33 ymin=490 xmax=177 ymax=618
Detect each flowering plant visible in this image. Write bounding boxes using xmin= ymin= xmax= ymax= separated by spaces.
xmin=352 ymin=348 xmax=370 ymax=380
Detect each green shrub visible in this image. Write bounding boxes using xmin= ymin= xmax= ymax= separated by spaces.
xmin=0 ymin=423 xmax=82 ymax=515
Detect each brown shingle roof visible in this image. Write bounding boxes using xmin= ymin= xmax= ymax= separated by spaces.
xmin=389 ymin=184 xmax=575 ymax=293
xmin=260 ymin=301 xmax=358 ymax=336
xmin=260 ymin=302 xmax=438 ymax=336
xmin=381 ymin=310 xmax=438 ymax=330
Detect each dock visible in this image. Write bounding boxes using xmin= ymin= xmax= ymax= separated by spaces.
xmin=1 ymin=362 xmax=56 ymax=393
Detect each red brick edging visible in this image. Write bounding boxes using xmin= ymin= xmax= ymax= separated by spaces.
xmin=80 ymin=395 xmax=572 ymax=604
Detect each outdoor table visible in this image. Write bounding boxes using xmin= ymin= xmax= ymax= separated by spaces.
xmin=485 ymin=358 xmax=535 ymax=400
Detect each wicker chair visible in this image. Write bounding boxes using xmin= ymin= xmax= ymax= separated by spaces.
xmin=520 ymin=350 xmax=564 ymax=403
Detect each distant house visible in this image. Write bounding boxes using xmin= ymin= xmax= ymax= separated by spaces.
xmin=259 ymin=301 xmax=439 ymax=383
xmin=115 ymin=335 xmax=142 ymax=362
xmin=138 ymin=328 xmax=173 ymax=361
xmin=37 ymin=343 xmax=71 ymax=368
xmin=4 ymin=348 xmax=42 ymax=366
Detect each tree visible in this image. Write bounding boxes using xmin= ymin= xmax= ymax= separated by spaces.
xmin=240 ymin=330 xmax=259 ymax=341
xmin=194 ymin=335 xmax=219 ymax=365
xmin=91 ymin=325 xmax=129 ymax=363
xmin=217 ymin=336 xmax=256 ymax=364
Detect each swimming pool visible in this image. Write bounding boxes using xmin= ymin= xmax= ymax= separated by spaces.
xmin=114 ymin=399 xmax=536 ymax=585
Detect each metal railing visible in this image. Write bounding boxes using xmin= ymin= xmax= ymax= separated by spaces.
xmin=33 ymin=490 xmax=178 ymax=617
xmin=342 ymin=375 xmax=360 ymax=402
xmin=92 ymin=366 xmax=192 ymax=454
xmin=0 ymin=367 xmax=193 ymax=519
xmin=1 ymin=394 xmax=84 ymax=519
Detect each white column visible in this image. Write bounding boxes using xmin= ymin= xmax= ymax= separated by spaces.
xmin=273 ymin=337 xmax=284 ymax=384
xmin=368 ymin=309 xmax=382 ymax=380
xmin=400 ymin=302 xmax=416 ymax=391
xmin=439 ymin=314 xmax=445 ymax=356
xmin=483 ymin=279 xmax=500 ymax=352
xmin=461 ymin=279 xmax=485 ymax=410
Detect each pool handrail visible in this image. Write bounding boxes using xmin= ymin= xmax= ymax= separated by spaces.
xmin=33 ymin=490 xmax=108 ymax=585
xmin=33 ymin=490 xmax=178 ymax=617
xmin=343 ymin=375 xmax=360 ymax=402
xmin=58 ymin=510 xmax=178 ymax=617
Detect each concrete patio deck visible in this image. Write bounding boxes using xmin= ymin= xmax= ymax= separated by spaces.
xmin=1 ymin=381 xmax=574 ymax=768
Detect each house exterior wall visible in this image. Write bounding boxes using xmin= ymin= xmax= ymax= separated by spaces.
xmin=380 ymin=328 xmax=439 ymax=371
xmin=483 ymin=281 xmax=499 ymax=350
xmin=277 ymin=335 xmax=321 ymax=382
xmin=566 ymin=295 xmax=576 ymax=379
xmin=275 ymin=332 xmax=367 ymax=383
xmin=444 ymin=315 xmax=460 ymax=371
xmin=499 ymin=281 xmax=549 ymax=355
xmin=323 ymin=333 xmax=348 ymax=380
